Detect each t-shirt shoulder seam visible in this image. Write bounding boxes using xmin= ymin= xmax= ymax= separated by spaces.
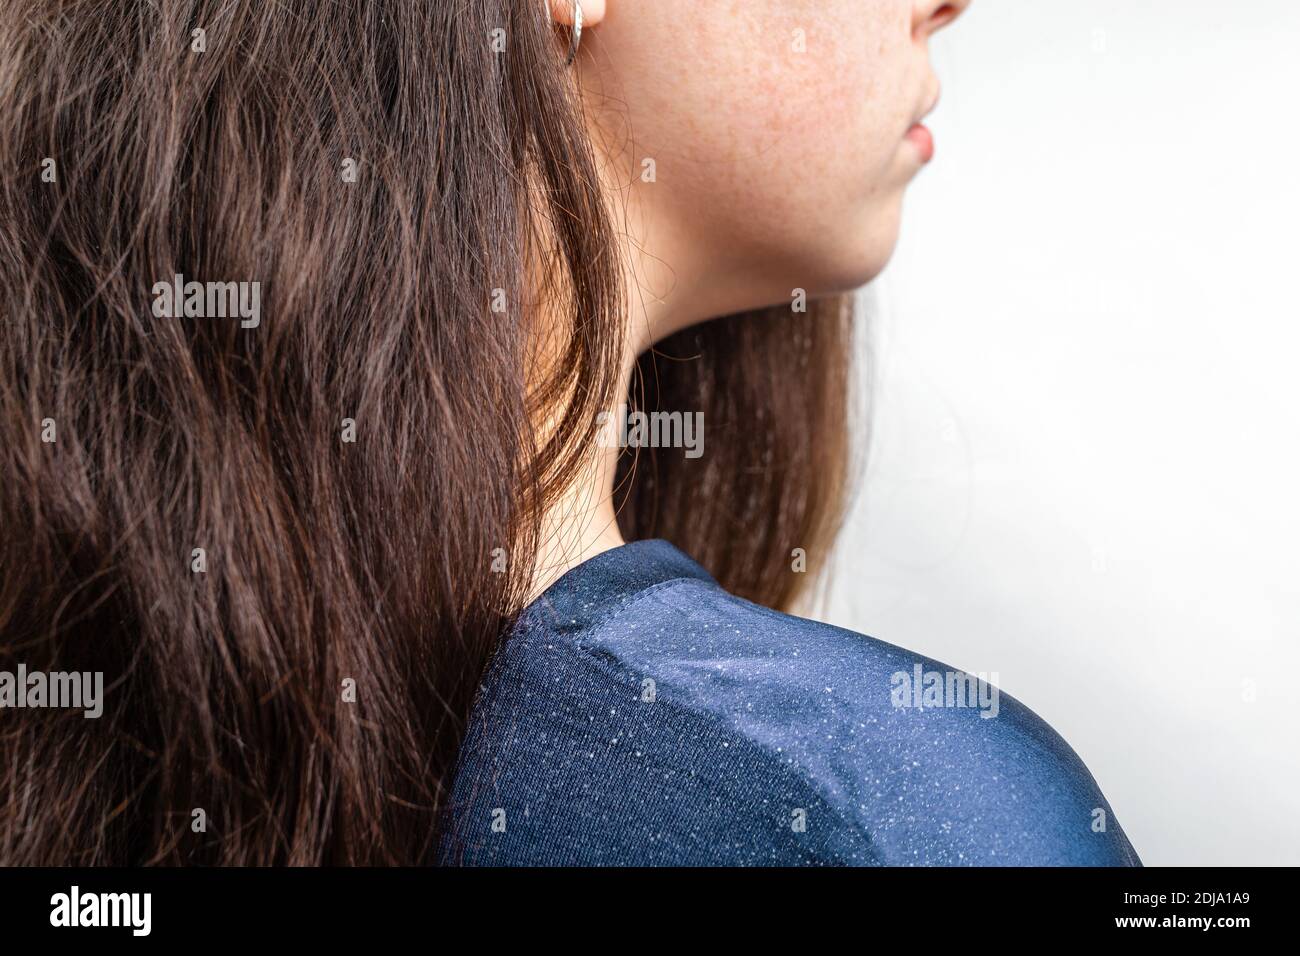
xmin=568 ymin=574 xmax=722 ymax=639
xmin=547 ymin=578 xmax=875 ymax=855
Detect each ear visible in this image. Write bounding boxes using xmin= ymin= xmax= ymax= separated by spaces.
xmin=549 ymin=0 xmax=606 ymax=28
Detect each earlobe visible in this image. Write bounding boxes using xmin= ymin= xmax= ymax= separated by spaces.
xmin=549 ymin=0 xmax=605 ymax=28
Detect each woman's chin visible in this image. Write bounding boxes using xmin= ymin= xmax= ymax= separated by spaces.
xmin=812 ymin=235 xmax=903 ymax=297
xmin=801 ymin=198 xmax=906 ymax=294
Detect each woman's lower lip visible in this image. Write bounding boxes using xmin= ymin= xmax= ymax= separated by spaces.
xmin=906 ymin=123 xmax=935 ymax=163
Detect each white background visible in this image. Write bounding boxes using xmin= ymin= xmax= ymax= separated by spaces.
xmin=824 ymin=0 xmax=1300 ymax=865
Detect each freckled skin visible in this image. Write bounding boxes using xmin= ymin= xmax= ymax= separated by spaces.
xmin=529 ymin=1 xmax=971 ymax=596
xmin=579 ymin=1 xmax=963 ymax=334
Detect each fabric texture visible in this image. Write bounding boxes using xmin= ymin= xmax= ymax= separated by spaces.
xmin=438 ymin=539 xmax=1141 ymax=866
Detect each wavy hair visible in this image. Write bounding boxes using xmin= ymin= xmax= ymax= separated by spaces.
xmin=0 ymin=0 xmax=852 ymax=864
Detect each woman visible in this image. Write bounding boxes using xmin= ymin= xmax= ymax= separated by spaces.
xmin=0 ymin=0 xmax=1138 ymax=865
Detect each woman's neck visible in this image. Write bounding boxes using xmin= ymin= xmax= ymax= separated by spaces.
xmin=527 ymin=142 xmax=706 ymax=601
xmin=529 ymin=356 xmax=634 ymax=602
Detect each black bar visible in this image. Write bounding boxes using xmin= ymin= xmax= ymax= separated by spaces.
xmin=0 ymin=866 xmax=1284 ymax=941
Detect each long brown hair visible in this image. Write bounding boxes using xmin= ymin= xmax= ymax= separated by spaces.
xmin=0 ymin=1 xmax=851 ymax=864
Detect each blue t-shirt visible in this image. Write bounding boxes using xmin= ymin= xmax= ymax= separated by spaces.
xmin=438 ymin=539 xmax=1141 ymax=865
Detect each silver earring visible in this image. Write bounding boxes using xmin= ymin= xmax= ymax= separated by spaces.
xmin=564 ymin=0 xmax=584 ymax=66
